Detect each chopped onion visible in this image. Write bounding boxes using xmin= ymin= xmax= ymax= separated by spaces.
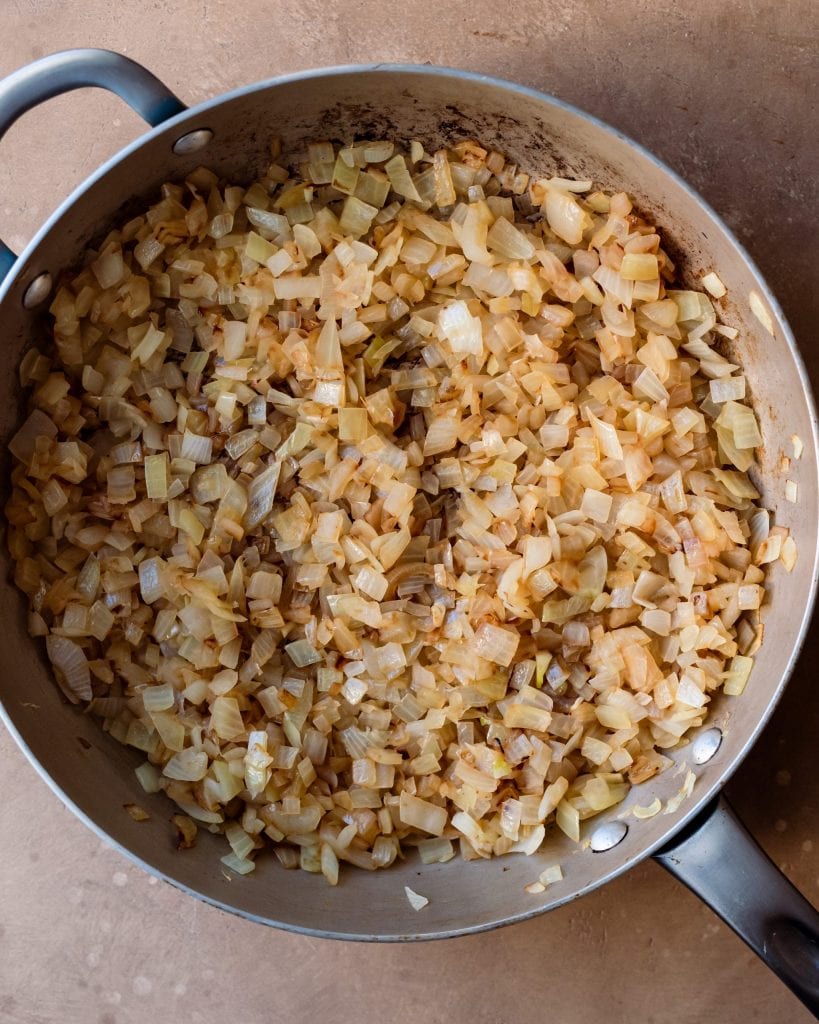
xmin=749 ymin=290 xmax=775 ymax=335
xmin=633 ymin=798 xmax=662 ymax=819
xmin=539 ymin=864 xmax=563 ymax=885
xmin=701 ymin=272 xmax=727 ymax=298
xmin=399 ymin=792 xmax=447 ymax=836
xmin=210 ymin=697 xmax=245 ymax=740
xmin=339 ymin=196 xmax=378 ymax=238
xmin=710 ymin=376 xmax=746 ymax=403
xmin=404 ymin=886 xmax=429 ymax=911
xmin=244 ymin=463 xmax=281 ymax=531
xmin=543 ymin=188 xmax=592 ymax=245
xmin=486 ymin=216 xmax=535 ymax=260
xmin=180 ymin=429 xmax=213 ymax=464
xmin=385 ymin=155 xmax=422 ymax=202
xmin=474 ymin=623 xmax=520 ymax=667
xmin=9 ymin=409 xmax=57 ymax=463
xmin=620 ymin=253 xmax=659 ymax=281
xmin=46 ymin=635 xmax=92 ymax=702
xmin=418 ymin=837 xmax=455 ymax=864
xmin=8 ymin=133 xmax=776 ymax=887
xmin=438 ymin=299 xmax=483 ymax=354
xmin=144 ymin=452 xmax=169 ymax=500
xmin=221 ymin=852 xmax=255 ymax=875
xmin=163 ymin=748 xmax=208 ymax=781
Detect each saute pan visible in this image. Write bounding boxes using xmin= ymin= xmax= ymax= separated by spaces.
xmin=0 ymin=48 xmax=817 ymax=1013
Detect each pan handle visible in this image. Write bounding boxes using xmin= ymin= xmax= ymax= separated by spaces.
xmin=655 ymin=794 xmax=819 ymax=1016
xmin=0 ymin=48 xmax=186 ymax=281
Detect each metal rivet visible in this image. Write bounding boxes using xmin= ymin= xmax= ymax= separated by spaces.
xmin=22 ymin=272 xmax=52 ymax=309
xmin=590 ymin=821 xmax=628 ymax=852
xmin=172 ymin=128 xmax=214 ymax=155
xmin=692 ymin=727 xmax=723 ymax=765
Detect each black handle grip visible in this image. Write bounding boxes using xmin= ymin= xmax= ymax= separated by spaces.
xmin=655 ymin=795 xmax=819 ymax=1017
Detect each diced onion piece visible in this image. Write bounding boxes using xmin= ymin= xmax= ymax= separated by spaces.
xmin=405 ymin=886 xmax=429 ymax=911
xmin=163 ymin=748 xmax=209 ymax=781
xmin=664 ymin=771 xmax=696 ymax=815
xmin=222 ymin=321 xmax=248 ymax=360
xmin=486 ymin=216 xmax=535 ymax=260
xmin=210 ymin=697 xmax=245 ymax=740
xmin=503 ymin=704 xmax=552 ymax=732
xmin=385 ymin=155 xmax=422 ymax=202
xmin=240 ymin=730 xmax=271 ymax=798
xmin=749 ymin=290 xmax=775 ymax=335
xmin=418 ymin=837 xmax=455 ymax=864
xmin=285 ymin=640 xmax=322 ymax=667
xmin=45 ymin=635 xmax=92 ymax=702
xmin=473 ymin=623 xmax=520 ymax=667
xmin=511 ymin=824 xmax=545 ymax=855
xmin=580 ymin=488 xmax=612 ymax=523
xmin=134 ymin=237 xmax=165 ymax=270
xmin=92 ymin=248 xmax=125 ymax=288
xmin=438 ymin=299 xmax=483 ymax=355
xmin=221 ymin=852 xmax=255 ymax=875
xmin=144 ymin=453 xmax=169 ymax=500
xmin=724 ymin=655 xmax=753 ymax=696
xmin=633 ymin=798 xmax=662 ymax=819
xmin=538 ymin=864 xmax=563 ymax=885
xmin=544 ymin=188 xmax=592 ymax=245
xmin=423 ymin=415 xmax=460 ymax=456
xmin=139 ymin=557 xmax=164 ymax=603
xmin=9 ymin=409 xmax=58 ymax=463
xmin=595 ymin=705 xmax=631 ymax=730
xmin=225 ymin=821 xmax=255 ymax=860
xmin=244 ymin=463 xmax=281 ymax=531
xmin=142 ymin=683 xmax=175 ymax=713
xmin=701 ymin=272 xmax=727 ymax=298
xmin=555 ymin=800 xmax=580 ymax=842
xmin=399 ymin=792 xmax=447 ymax=836
xmin=432 ymin=150 xmax=456 ymax=207
xmin=339 ymin=196 xmax=378 ymax=238
xmin=135 ymin=762 xmax=162 ymax=794
xmin=124 ymin=804 xmax=150 ymax=822
xmin=781 ymin=536 xmax=798 ymax=572
xmin=338 ymin=407 xmax=369 ymax=442
xmin=321 ymin=842 xmax=340 ymax=886
xmin=620 ymin=253 xmax=659 ymax=281
xmin=709 ymin=376 xmax=746 ymax=403
xmin=180 ymin=429 xmax=213 ymax=464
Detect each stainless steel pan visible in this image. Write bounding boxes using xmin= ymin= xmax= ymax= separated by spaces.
xmin=1 ymin=48 xmax=817 ymax=1013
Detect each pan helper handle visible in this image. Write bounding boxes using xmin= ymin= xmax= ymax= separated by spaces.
xmin=0 ymin=48 xmax=186 ymax=280
xmin=655 ymin=795 xmax=819 ymax=1017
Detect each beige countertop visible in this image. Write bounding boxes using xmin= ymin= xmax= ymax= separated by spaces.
xmin=0 ymin=2 xmax=817 ymax=1022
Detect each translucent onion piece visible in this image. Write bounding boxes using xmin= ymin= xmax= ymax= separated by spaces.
xmin=163 ymin=748 xmax=209 ymax=781
xmin=544 ymin=188 xmax=592 ymax=245
xmin=46 ymin=635 xmax=92 ymax=702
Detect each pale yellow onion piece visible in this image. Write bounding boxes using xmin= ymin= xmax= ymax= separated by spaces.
xmin=538 ymin=864 xmax=563 ymax=885
xmin=404 ymin=886 xmax=429 ymax=911
xmin=701 ymin=271 xmax=727 ymax=298
xmin=633 ymin=798 xmax=662 ymax=819
xmin=620 ymin=253 xmax=659 ymax=281
xmin=543 ymin=187 xmax=592 ymax=245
